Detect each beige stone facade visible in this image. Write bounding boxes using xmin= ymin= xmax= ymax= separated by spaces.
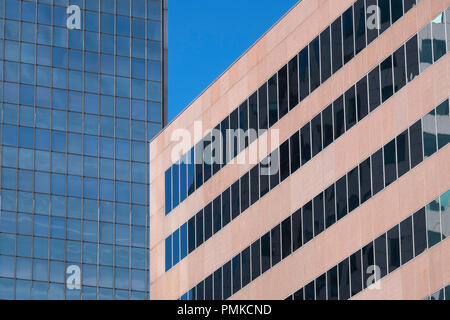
xmin=150 ymin=0 xmax=450 ymax=300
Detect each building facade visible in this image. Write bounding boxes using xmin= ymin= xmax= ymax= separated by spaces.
xmin=0 ymin=0 xmax=167 ymax=299
xmin=150 ymin=0 xmax=450 ymax=300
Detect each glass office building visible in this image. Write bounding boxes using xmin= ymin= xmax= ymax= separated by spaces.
xmin=0 ymin=0 xmax=167 ymax=299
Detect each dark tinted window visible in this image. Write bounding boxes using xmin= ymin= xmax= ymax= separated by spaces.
xmin=260 ymin=162 xmax=269 ymax=198
xmin=290 ymin=131 xmax=301 ymax=173
xmin=310 ymin=37 xmax=321 ymax=91
xmin=387 ymin=225 xmax=400 ymax=273
xmin=345 ymin=86 xmax=357 ymax=130
xmin=232 ymin=254 xmax=241 ymax=294
xmin=409 ymin=119 xmax=423 ymax=168
xmin=269 ymin=149 xmax=280 ymax=190
xmin=188 ymin=216 xmax=196 ymax=253
xmin=323 ymin=104 xmax=334 ymax=148
xmin=357 ymin=76 xmax=369 ymax=121
xmin=251 ymin=239 xmax=261 ymax=280
xmin=374 ymin=233 xmax=388 ymax=278
xmin=413 ymin=207 xmax=427 ymax=256
xmin=261 ymin=232 xmax=271 ymax=273
xmin=311 ymin=113 xmax=322 ymax=157
xmin=230 ymin=108 xmax=239 ymax=159
xmin=196 ymin=282 xmax=204 ymax=300
xmin=289 ymin=56 xmax=299 ymax=110
xmin=214 ymin=268 xmax=222 ymax=300
xmin=241 ymin=247 xmax=251 ymax=288
xmin=278 ymin=65 xmax=288 ymax=119
xmin=362 ymin=241 xmax=374 ymax=289
xmin=320 ymin=27 xmax=332 ymax=83
xmin=338 ymin=258 xmax=350 ymax=300
xmin=343 ymin=7 xmax=355 ymax=63
xmin=221 ymin=116 xmax=230 ymax=165
xmin=327 ymin=266 xmax=339 ymax=300
xmin=314 ymin=193 xmax=325 ymax=236
xmin=379 ymin=0 xmax=391 ymax=34
xmin=325 ymin=184 xmax=336 ymax=228
xmin=393 ymin=45 xmax=407 ymax=92
xmin=165 ymin=168 xmax=171 ymax=214
xmin=204 ymin=275 xmax=212 ymax=300
xmin=188 ymin=149 xmax=195 ymax=195
xmin=204 ymin=203 xmax=212 ymax=242
xmin=350 ymin=250 xmax=362 ymax=296
xmin=404 ymin=0 xmax=416 ymax=13
xmin=223 ymin=261 xmax=232 ymax=299
xmin=196 ymin=210 xmax=204 ymax=247
xmin=406 ymin=35 xmax=419 ymax=82
xmin=334 ymin=95 xmax=345 ymax=139
xmin=316 ymin=273 xmax=327 ymax=300
xmin=391 ymin=0 xmax=403 ymax=23
xmin=268 ymin=74 xmax=278 ymax=127
xmin=293 ymin=288 xmax=304 ymax=300
xmin=347 ymin=166 xmax=360 ymax=213
xmin=381 ymin=56 xmax=393 ymax=103
xmin=397 ymin=130 xmax=410 ymax=177
xmin=203 ymin=138 xmax=212 ymax=183
xmin=292 ymin=208 xmax=303 ymax=251
xmin=366 ymin=0 xmax=379 ymax=45
xmin=239 ymin=101 xmax=249 ymax=151
xmin=426 ymin=198 xmax=441 ymax=248
xmin=282 ymin=216 xmax=292 ymax=259
xmin=305 ymin=281 xmax=315 ymax=300
xmin=213 ymin=195 xmax=221 ymax=234
xmin=240 ymin=172 xmax=249 ymax=213
xmin=280 ymin=140 xmax=290 ymax=182
xmin=258 ymin=83 xmax=268 ymax=131
xmin=384 ymin=139 xmax=397 ymax=187
xmin=172 ymin=162 xmax=179 ymax=209
xmin=368 ymin=65 xmax=381 ymax=111
xmin=423 ymin=109 xmax=437 ymax=158
xmin=301 ymin=122 xmax=311 ymax=165
xmin=212 ymin=126 xmax=221 ymax=175
xmin=299 ymin=48 xmax=310 ymax=101
xmin=354 ymin=0 xmax=366 ymax=55
xmin=303 ymin=201 xmax=313 ymax=244
xmin=371 ymin=148 xmax=384 ymax=195
xmin=249 ymin=92 xmax=258 ymax=144
xmin=400 ymin=216 xmax=414 ymax=264
xmin=271 ymin=224 xmax=281 ymax=267
xmin=222 ymin=188 xmax=231 ymax=227
xmin=436 ymin=100 xmax=450 ymax=149
xmin=231 ymin=180 xmax=240 ymax=220
xmin=359 ymin=157 xmax=372 ymax=204
xmin=331 ymin=16 xmax=343 ymax=73
xmin=250 ymin=165 xmax=259 ymax=205
xmin=336 ymin=176 xmax=348 ymax=220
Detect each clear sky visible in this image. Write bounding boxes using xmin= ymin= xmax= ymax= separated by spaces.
xmin=168 ymin=0 xmax=299 ymax=122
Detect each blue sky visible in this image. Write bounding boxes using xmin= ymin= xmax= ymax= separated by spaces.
xmin=168 ymin=0 xmax=299 ymax=122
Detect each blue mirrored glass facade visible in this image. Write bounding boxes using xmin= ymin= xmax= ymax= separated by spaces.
xmin=0 ymin=0 xmax=167 ymax=300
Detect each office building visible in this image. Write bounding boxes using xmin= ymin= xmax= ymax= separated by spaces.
xmin=150 ymin=0 xmax=450 ymax=300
